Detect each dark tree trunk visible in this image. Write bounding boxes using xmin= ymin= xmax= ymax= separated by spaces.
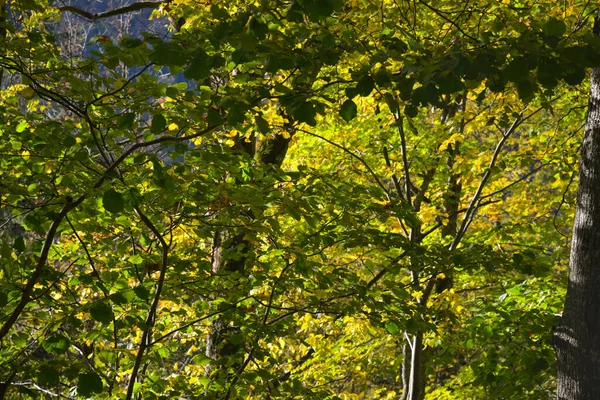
xmin=205 ymin=133 xmax=292 ymax=381
xmin=554 ymin=11 xmax=600 ymax=399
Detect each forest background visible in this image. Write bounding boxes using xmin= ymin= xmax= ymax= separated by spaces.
xmin=0 ymin=0 xmax=598 ymax=399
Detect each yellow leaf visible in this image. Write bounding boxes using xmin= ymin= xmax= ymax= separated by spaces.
xmin=438 ymin=133 xmax=464 ymax=152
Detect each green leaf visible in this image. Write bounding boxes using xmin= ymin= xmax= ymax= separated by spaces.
xmin=210 ymin=4 xmax=229 ymax=19
xmin=226 ymin=107 xmax=246 ymax=125
xmin=21 ymin=87 xmax=35 ymax=99
xmin=0 ymin=291 xmax=7 ymax=308
xmin=150 ymin=42 xmax=186 ymax=66
xmin=512 ymin=253 xmax=524 ymax=264
xmin=563 ymin=63 xmax=586 ymax=86
xmin=16 ymin=121 xmax=28 ymax=133
xmin=345 ymin=86 xmax=359 ymax=99
xmin=157 ymin=346 xmax=170 ymax=358
xmin=90 ymin=301 xmax=114 ymax=324
xmin=38 ymin=366 xmax=60 ymax=387
xmin=404 ymin=213 xmax=421 ymax=229
xmin=537 ymin=58 xmax=561 ymax=89
xmin=151 ymin=114 xmax=167 ymax=134
xmin=42 ymin=334 xmax=71 ymax=354
xmin=294 ymin=101 xmax=317 ymax=126
xmin=120 ymin=36 xmax=144 ymax=48
xmin=184 ymin=52 xmax=213 ymax=80
xmin=248 ymin=17 xmax=268 ymax=39
xmin=383 ymin=93 xmax=399 ymax=114
xmin=191 ymin=354 xmax=212 ymax=366
xmin=110 ymin=291 xmax=134 ymax=305
xmin=10 ymin=140 xmax=21 ymax=150
xmin=412 ymin=84 xmax=438 ymax=107
xmin=133 ymin=285 xmax=151 ymax=300
xmin=516 ymin=80 xmax=536 ymax=102
xmin=404 ymin=105 xmax=418 ymax=118
xmin=255 ymin=115 xmax=270 ymax=134
xmin=77 ymin=372 xmax=103 ymax=397
xmin=204 ymin=108 xmax=222 ymax=126
xmin=102 ymin=189 xmax=125 ymax=214
xmin=504 ymin=57 xmax=532 ymax=83
xmin=385 ymin=321 xmax=400 ymax=335
xmin=173 ymin=82 xmax=188 ymax=91
xmin=355 ymin=75 xmax=374 ymax=96
xmin=543 ymin=17 xmax=566 ymax=37
xmin=118 ymin=113 xmax=136 ymax=129
xmin=340 ymin=100 xmax=358 ymax=122
xmin=128 ymin=254 xmax=143 ymax=265
xmin=13 ymin=237 xmax=25 ymax=253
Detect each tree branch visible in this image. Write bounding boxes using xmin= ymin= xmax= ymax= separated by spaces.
xmin=126 ymin=207 xmax=170 ymax=400
xmin=296 ymin=128 xmax=390 ymax=196
xmin=0 ymin=197 xmax=77 ymax=341
xmin=57 ymin=1 xmax=169 ymax=22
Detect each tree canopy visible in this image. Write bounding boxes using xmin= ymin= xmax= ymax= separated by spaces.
xmin=0 ymin=0 xmax=598 ymax=399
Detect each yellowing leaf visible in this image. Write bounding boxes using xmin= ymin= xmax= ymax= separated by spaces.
xmin=438 ymin=133 xmax=464 ymax=152
xmin=411 ymin=290 xmax=423 ymax=300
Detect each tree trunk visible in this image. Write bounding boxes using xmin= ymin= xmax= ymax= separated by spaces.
xmin=554 ymin=11 xmax=600 ymax=399
xmin=401 ymin=333 xmax=426 ymax=400
xmin=205 ymin=133 xmax=292 ymax=383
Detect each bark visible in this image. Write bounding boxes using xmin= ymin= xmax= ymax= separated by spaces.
xmin=555 ymin=12 xmax=600 ymax=399
xmin=0 ymin=0 xmax=6 ymax=88
xmin=401 ymin=333 xmax=426 ymax=400
xmin=436 ymin=141 xmax=461 ymax=293
xmin=437 ymin=93 xmax=465 ymax=293
xmin=205 ymin=133 xmax=292 ymax=381
xmin=399 ymin=97 xmax=466 ymax=400
xmin=58 ymin=1 xmax=166 ymax=22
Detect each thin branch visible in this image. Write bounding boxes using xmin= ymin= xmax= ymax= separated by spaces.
xmin=0 ymin=123 xmax=218 ymax=339
xmin=449 ymin=114 xmax=523 ymax=252
xmin=223 ymin=259 xmax=294 ymax=399
xmin=413 ymin=168 xmax=436 ymax=212
xmin=417 ymin=0 xmax=479 ymax=42
xmin=88 ymin=64 xmax=153 ymax=108
xmin=366 ymin=252 xmax=407 ymax=288
xmin=296 ymin=128 xmax=390 ymax=196
xmin=383 ymin=145 xmax=404 ymax=199
xmin=11 ymin=381 xmax=75 ymax=399
xmin=454 ymin=103 xmax=547 ymax=249
xmin=149 ymin=300 xmax=250 ymax=346
xmin=125 ymin=207 xmax=169 ymax=400
xmin=31 ymin=258 xmax=79 ymax=301
xmin=479 ymin=163 xmax=546 ymax=200
xmin=65 ymin=216 xmax=104 ymax=285
xmin=395 ymin=115 xmax=412 ymax=206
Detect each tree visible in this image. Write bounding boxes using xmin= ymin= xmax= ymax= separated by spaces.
xmin=0 ymin=1 xmax=598 ymax=399
xmin=554 ymin=9 xmax=600 ymax=400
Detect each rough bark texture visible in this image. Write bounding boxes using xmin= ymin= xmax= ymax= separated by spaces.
xmin=555 ymin=13 xmax=600 ymax=398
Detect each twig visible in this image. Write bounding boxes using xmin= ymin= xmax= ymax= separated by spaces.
xmin=296 ymin=128 xmax=390 ymax=197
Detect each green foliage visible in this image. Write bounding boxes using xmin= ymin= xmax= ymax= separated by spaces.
xmin=0 ymin=0 xmax=587 ymax=399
